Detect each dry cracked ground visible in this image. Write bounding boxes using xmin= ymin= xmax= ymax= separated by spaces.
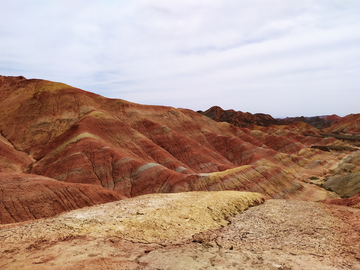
xmin=1 ymin=191 xmax=360 ymax=270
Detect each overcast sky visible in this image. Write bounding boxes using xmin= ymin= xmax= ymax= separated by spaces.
xmin=1 ymin=0 xmax=359 ymax=117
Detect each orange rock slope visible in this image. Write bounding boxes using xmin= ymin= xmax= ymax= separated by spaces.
xmin=324 ymin=113 xmax=360 ymax=134
xmin=0 ymin=75 xmax=352 ymax=224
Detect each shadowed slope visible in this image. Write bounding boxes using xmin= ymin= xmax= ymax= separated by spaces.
xmin=0 ymin=133 xmax=33 ymax=173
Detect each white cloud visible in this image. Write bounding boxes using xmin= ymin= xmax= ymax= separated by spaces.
xmin=1 ymin=0 xmax=359 ymax=117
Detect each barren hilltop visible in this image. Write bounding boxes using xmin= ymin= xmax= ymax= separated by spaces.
xmin=1 ymin=75 xmax=360 ymax=269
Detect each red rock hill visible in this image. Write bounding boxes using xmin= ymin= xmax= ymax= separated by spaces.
xmin=198 ymin=106 xmax=278 ymax=127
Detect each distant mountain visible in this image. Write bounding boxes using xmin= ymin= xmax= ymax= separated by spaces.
xmin=197 ymin=106 xmax=278 ymax=127
xmin=198 ymin=106 xmax=342 ymax=129
xmin=277 ymin=115 xmax=341 ymax=129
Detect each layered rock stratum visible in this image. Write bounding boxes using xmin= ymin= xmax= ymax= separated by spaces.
xmin=1 ymin=75 xmax=360 ymax=269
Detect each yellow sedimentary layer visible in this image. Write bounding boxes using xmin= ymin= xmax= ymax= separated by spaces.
xmin=201 ymin=166 xmax=263 ymax=191
xmin=85 ymin=110 xmax=113 ymax=119
xmin=34 ymin=81 xmax=72 ymax=93
xmin=33 ymin=132 xmax=104 ymax=166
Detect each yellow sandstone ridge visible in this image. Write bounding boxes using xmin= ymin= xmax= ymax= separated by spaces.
xmin=55 ymin=191 xmax=264 ymax=245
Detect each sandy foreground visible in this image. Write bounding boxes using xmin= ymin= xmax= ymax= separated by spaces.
xmin=1 ymin=191 xmax=360 ymax=270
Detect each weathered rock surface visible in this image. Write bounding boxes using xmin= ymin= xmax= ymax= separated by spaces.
xmin=1 ymin=197 xmax=359 ymax=270
xmin=3 ymin=191 xmax=264 ymax=244
xmin=320 ymin=150 xmax=360 ymax=206
xmin=323 ymin=172 xmax=360 ymax=198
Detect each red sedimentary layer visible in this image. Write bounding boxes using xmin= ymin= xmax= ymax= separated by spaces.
xmin=324 ymin=114 xmax=360 ymax=134
xmin=321 ymin=193 xmax=360 ymax=208
xmin=0 ymin=173 xmax=124 ymax=224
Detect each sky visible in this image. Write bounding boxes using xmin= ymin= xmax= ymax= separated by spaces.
xmin=1 ymin=0 xmax=359 ymax=118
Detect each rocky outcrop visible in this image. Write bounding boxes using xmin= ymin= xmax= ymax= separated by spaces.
xmin=317 ymin=150 xmax=360 ymax=207
xmin=323 ymin=172 xmax=360 ymax=198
